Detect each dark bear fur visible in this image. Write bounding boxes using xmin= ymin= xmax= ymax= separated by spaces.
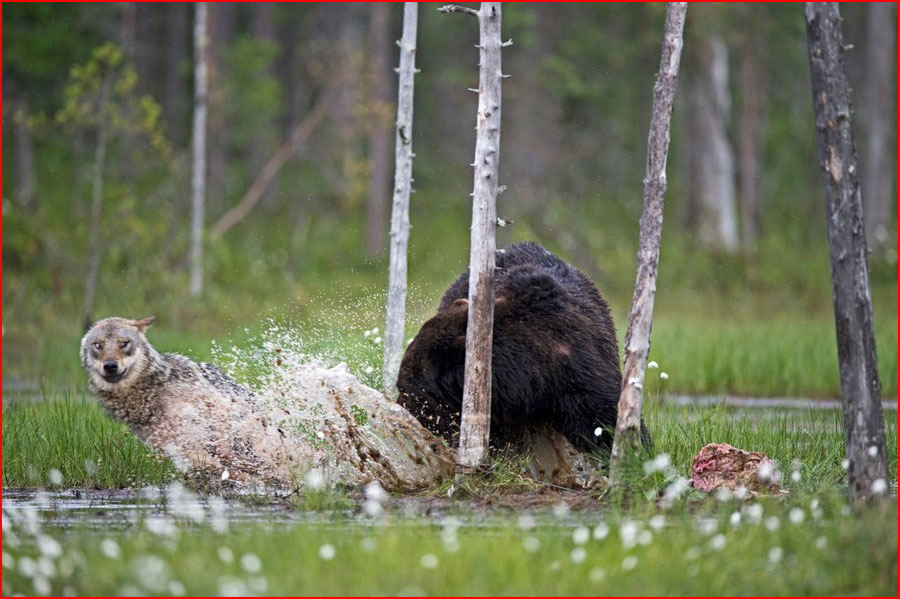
xmin=397 ymin=241 xmax=650 ymax=454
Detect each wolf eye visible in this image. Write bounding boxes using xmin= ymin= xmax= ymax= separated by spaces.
xmin=119 ymin=340 xmax=130 ymax=349
xmin=93 ymin=341 xmax=103 ymax=350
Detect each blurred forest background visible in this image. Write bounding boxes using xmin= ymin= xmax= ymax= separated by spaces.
xmin=2 ymin=3 xmax=897 ymax=397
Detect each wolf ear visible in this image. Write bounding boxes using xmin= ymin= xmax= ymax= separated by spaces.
xmin=132 ymin=316 xmax=156 ymax=332
xmin=452 ymin=298 xmax=469 ymax=309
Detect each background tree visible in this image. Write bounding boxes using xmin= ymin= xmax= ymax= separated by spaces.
xmin=190 ymin=3 xmax=209 ymax=297
xmin=804 ymin=1 xmax=887 ymax=505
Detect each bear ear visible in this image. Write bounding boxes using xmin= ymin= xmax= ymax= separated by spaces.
xmin=132 ymin=316 xmax=156 ymax=332
xmin=452 ymin=298 xmax=469 ymax=309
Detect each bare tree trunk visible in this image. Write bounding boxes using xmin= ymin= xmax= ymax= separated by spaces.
xmin=82 ymin=76 xmax=112 ymax=331
xmin=690 ymin=34 xmax=739 ymax=252
xmin=165 ymin=3 xmax=189 ymax=146
xmin=737 ymin=30 xmax=764 ymax=256
xmin=861 ymin=1 xmax=896 ymax=250
xmin=365 ymin=2 xmax=392 ymax=258
xmin=13 ymin=95 xmax=36 ymax=212
xmin=251 ymin=2 xmax=278 ymax=208
xmin=609 ymin=2 xmax=687 ymax=485
xmin=382 ymin=3 xmax=419 ymax=395
xmin=190 ymin=2 xmax=208 ymax=297
xmin=804 ymin=2 xmax=887 ymax=505
xmin=440 ymin=2 xmax=504 ymax=470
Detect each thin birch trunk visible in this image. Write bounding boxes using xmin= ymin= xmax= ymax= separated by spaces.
xmin=439 ymin=2 xmax=504 ymax=469
xmin=382 ymin=3 xmax=419 ymax=395
xmin=365 ymin=2 xmax=392 ymax=258
xmin=609 ymin=2 xmax=687 ymax=485
xmin=82 ymin=75 xmax=112 ymax=331
xmin=804 ymin=2 xmax=887 ymax=505
xmin=14 ymin=95 xmax=36 ymax=212
xmin=190 ymin=2 xmax=208 ymax=297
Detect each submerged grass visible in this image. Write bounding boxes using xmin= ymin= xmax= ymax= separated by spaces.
xmin=2 ymin=491 xmax=896 ymax=596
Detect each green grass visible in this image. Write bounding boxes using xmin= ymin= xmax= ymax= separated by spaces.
xmin=3 ymin=491 xmax=896 ymax=595
xmin=4 ymin=396 xmax=896 ymax=491
xmin=1 ymin=396 xmax=178 ymax=489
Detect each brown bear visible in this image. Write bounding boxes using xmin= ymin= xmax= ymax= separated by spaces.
xmin=396 ymin=241 xmax=650 ymax=454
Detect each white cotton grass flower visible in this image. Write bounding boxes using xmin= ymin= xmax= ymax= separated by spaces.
xmin=729 ymin=511 xmax=742 ymax=528
xmin=733 ymin=485 xmax=750 ymax=500
xmin=572 ymin=526 xmax=590 ymax=545
xmin=593 ymin=522 xmax=610 ymax=540
xmin=867 ymin=445 xmax=878 ymax=457
xmin=637 ymin=530 xmax=653 ymax=546
xmin=757 ymin=461 xmax=774 ymax=481
xmin=48 ymin=469 xmax=64 ymax=486
xmin=240 ymin=553 xmax=262 ymax=574
xmin=373 ymin=336 xmax=382 ymax=345
xmin=168 ymin=580 xmax=187 ymax=596
xmin=643 ymin=453 xmax=671 ymax=475
xmin=570 ymin=547 xmax=587 ymax=564
xmin=2 ymin=552 xmax=14 ymax=571
xmin=790 ymin=470 xmax=801 ymax=483
xmin=744 ymin=503 xmax=763 ymax=523
xmin=218 ymin=547 xmax=234 ymax=563
xmin=517 ymin=514 xmax=536 ymax=530
xmin=523 ymin=536 xmax=540 ymax=553
xmin=593 ymin=427 xmax=603 ymax=438
xmin=32 ymin=576 xmax=51 ymax=596
xmin=698 ymin=518 xmax=718 ymax=536
xmin=841 ymin=458 xmax=850 ymax=469
xmin=764 ymin=516 xmax=780 ymax=532
xmin=553 ymin=501 xmax=570 ymax=519
xmin=648 ymin=515 xmax=666 ymax=531
xmin=420 ymin=554 xmax=439 ymax=569
xmin=36 ymin=535 xmax=62 ymax=558
xmin=100 ymin=538 xmax=121 ymax=559
xmin=709 ymin=534 xmax=726 ymax=551
xmin=145 ymin=516 xmax=178 ymax=538
xmin=318 ymin=544 xmax=336 ymax=560
xmin=659 ymin=372 xmax=669 ymax=380
xmin=619 ymin=520 xmax=640 ymax=549
xmin=768 ymin=547 xmax=784 ymax=564
xmin=815 ymin=536 xmax=827 ymax=550
xmin=647 ymin=361 xmax=659 ymax=369
xmin=788 ymin=507 xmax=805 ymax=525
xmin=715 ymin=487 xmax=734 ymax=502
xmin=622 ymin=555 xmax=639 ymax=571
xmin=589 ymin=567 xmax=606 ymax=582
xmin=871 ymin=478 xmax=888 ymax=494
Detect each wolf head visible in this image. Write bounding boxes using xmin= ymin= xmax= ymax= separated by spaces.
xmin=81 ymin=316 xmax=156 ymax=392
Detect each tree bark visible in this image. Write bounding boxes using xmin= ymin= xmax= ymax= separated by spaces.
xmin=382 ymin=3 xmax=419 ymax=395
xmin=439 ymin=2 xmax=504 ymax=470
xmin=365 ymin=2 xmax=392 ymax=258
xmin=190 ymin=2 xmax=208 ymax=297
xmin=82 ymin=75 xmax=112 ymax=331
xmin=609 ymin=2 xmax=687 ymax=485
xmin=804 ymin=2 xmax=887 ymax=505
xmin=694 ymin=34 xmax=738 ymax=253
xmin=861 ymin=1 xmax=896 ymax=250
xmin=13 ymin=94 xmax=36 ymax=212
xmin=250 ymin=2 xmax=279 ymax=208
xmin=737 ymin=27 xmax=764 ymax=256
xmin=164 ymin=3 xmax=189 ymax=147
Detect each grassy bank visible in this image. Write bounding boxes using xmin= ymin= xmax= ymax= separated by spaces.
xmin=4 ymin=396 xmax=896 ymax=490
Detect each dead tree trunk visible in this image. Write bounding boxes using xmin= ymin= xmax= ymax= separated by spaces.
xmin=439 ymin=2 xmax=504 ymax=469
xmin=861 ymin=1 xmax=896 ymax=250
xmin=737 ymin=28 xmax=764 ymax=256
xmin=804 ymin=2 xmax=887 ymax=505
xmin=190 ymin=2 xmax=208 ymax=297
xmin=365 ymin=2 xmax=392 ymax=258
xmin=82 ymin=75 xmax=112 ymax=331
xmin=382 ymin=3 xmax=419 ymax=395
xmin=13 ymin=94 xmax=36 ymax=212
xmin=609 ymin=2 xmax=687 ymax=485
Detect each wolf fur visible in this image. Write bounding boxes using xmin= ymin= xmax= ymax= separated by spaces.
xmin=81 ymin=317 xmax=454 ymax=490
xmin=82 ymin=317 xmax=299 ymax=485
